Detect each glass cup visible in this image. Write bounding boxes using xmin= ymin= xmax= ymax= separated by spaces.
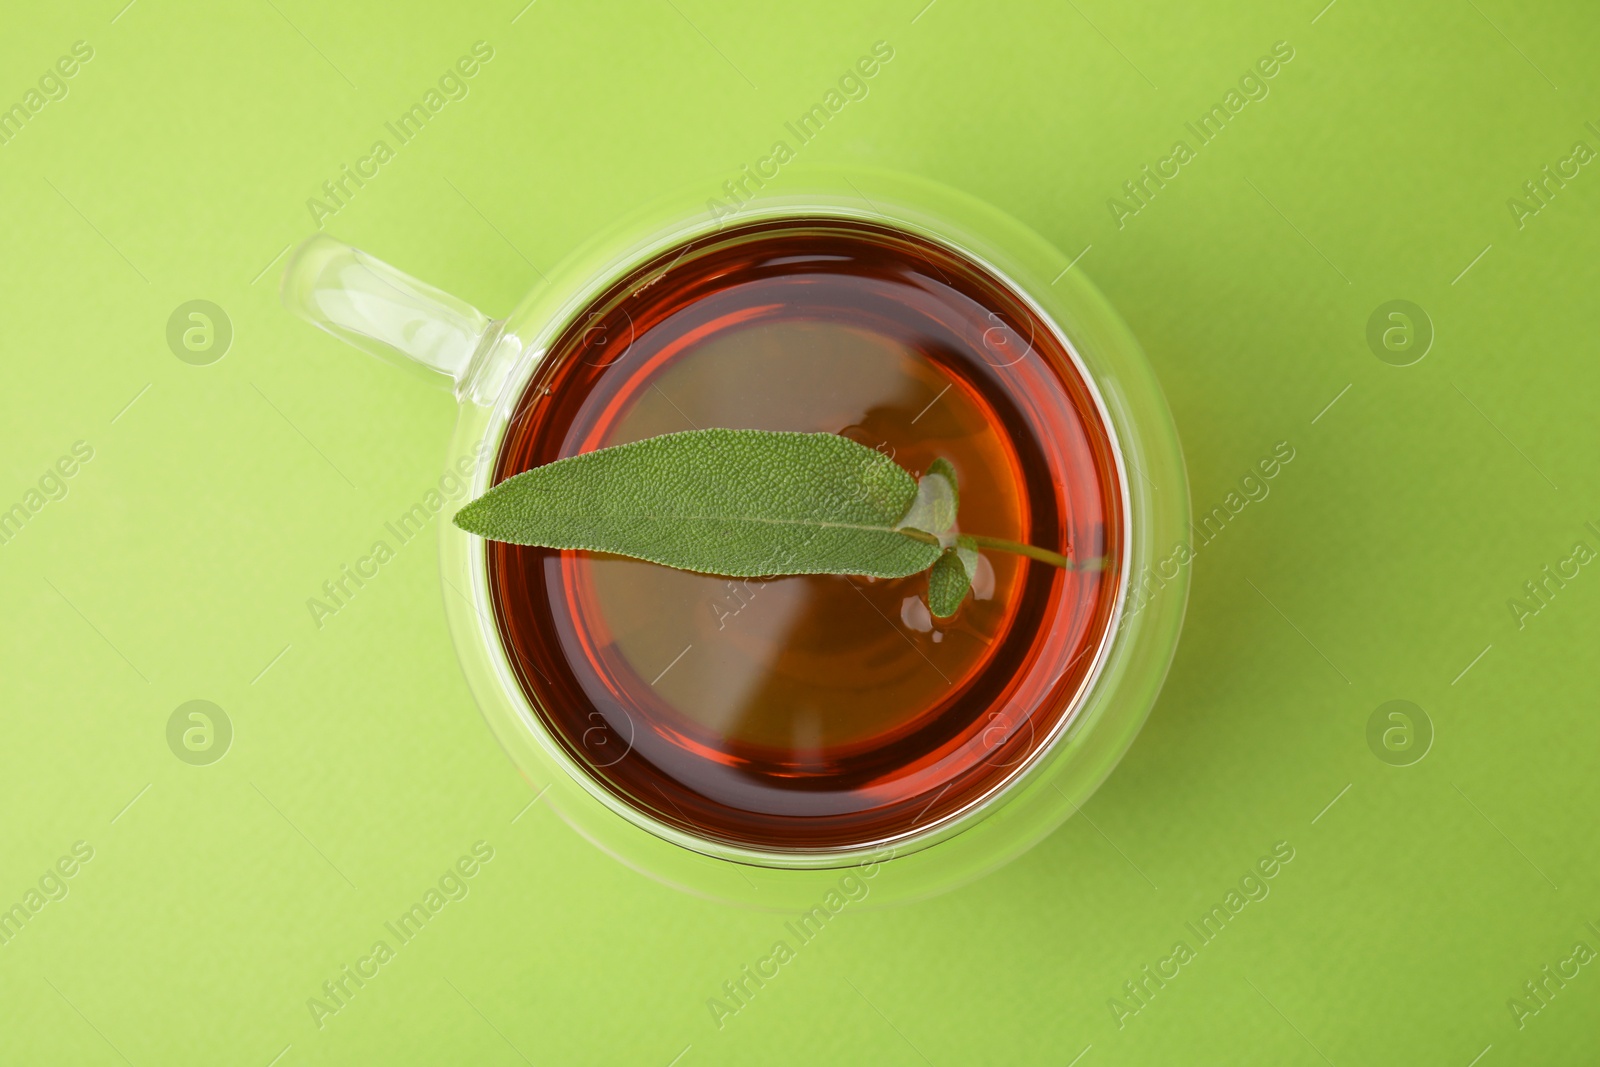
xmin=281 ymin=169 xmax=1189 ymax=908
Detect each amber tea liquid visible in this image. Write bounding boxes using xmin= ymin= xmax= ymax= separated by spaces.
xmin=488 ymin=218 xmax=1123 ymax=852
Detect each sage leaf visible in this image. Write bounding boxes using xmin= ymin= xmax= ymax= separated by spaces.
xmin=954 ymin=534 xmax=979 ymax=581
xmin=453 ymin=428 xmax=943 ymax=579
xmin=927 ymin=548 xmax=973 ymax=618
xmin=897 ymin=460 xmax=958 ymax=539
xmin=455 ymin=427 xmax=1079 ymax=620
xmin=927 ymin=457 xmax=959 ymax=512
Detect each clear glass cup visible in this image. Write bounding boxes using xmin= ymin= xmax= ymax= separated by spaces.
xmin=281 ymin=169 xmax=1189 ymax=908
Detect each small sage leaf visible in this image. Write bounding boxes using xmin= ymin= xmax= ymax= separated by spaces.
xmin=453 ymin=428 xmax=943 ymax=579
xmin=927 ymin=548 xmax=972 ymax=618
xmin=896 ymin=462 xmax=958 ymax=539
xmin=955 ymin=534 xmax=979 ymax=582
xmin=927 ymin=457 xmax=959 ymax=512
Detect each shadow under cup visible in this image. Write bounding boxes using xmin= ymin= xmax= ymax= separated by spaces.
xmin=484 ymin=217 xmax=1124 ymax=855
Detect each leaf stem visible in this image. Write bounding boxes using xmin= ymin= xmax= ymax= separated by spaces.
xmin=961 ymin=534 xmax=1099 ymax=571
xmin=897 ymin=527 xmax=1099 ymax=570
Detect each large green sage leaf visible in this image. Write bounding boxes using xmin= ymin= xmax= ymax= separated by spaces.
xmin=455 ymin=426 xmax=1085 ymax=619
xmin=454 ymin=428 xmax=944 ymax=578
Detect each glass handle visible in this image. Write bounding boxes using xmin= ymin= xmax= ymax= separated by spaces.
xmin=280 ymin=234 xmax=496 ymax=389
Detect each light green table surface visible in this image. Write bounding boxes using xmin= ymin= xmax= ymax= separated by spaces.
xmin=4 ymin=1 xmax=1599 ymax=1063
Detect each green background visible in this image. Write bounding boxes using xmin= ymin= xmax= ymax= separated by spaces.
xmin=3 ymin=0 xmax=1598 ymax=1062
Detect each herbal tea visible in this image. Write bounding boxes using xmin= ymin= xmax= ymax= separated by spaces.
xmin=486 ymin=218 xmax=1123 ymax=851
